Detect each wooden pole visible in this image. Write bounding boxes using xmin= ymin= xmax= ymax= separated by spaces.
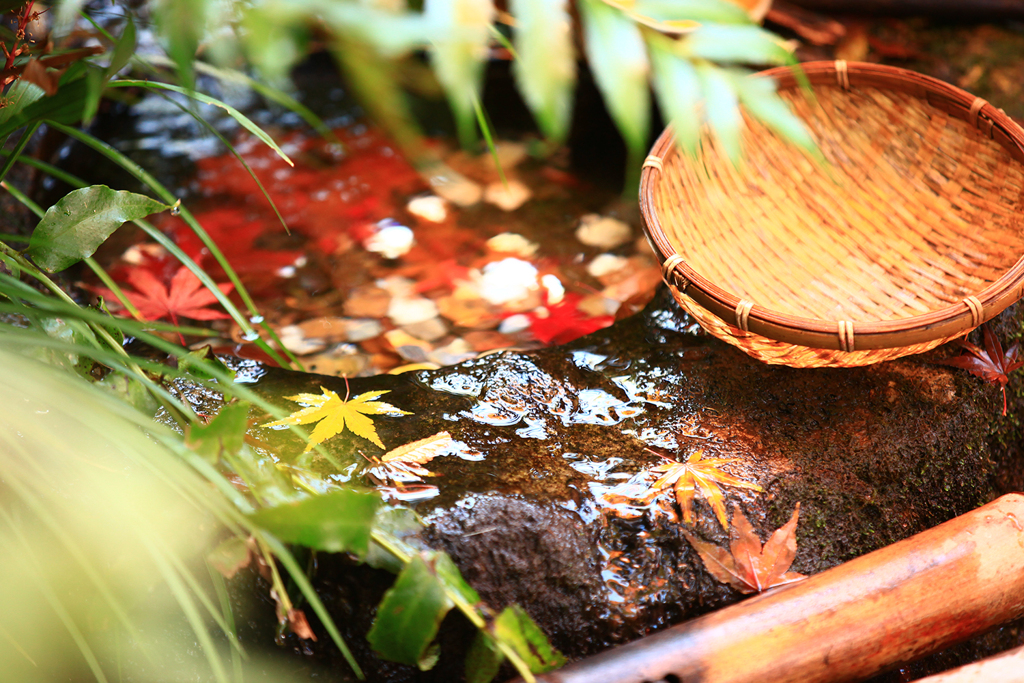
xmin=916 ymin=643 xmax=1024 ymax=682
xmin=520 ymin=494 xmax=1024 ymax=683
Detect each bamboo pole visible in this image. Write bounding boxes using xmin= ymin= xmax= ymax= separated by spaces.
xmin=521 ymin=493 xmax=1024 ymax=683
xmin=916 ymin=643 xmax=1024 ymax=682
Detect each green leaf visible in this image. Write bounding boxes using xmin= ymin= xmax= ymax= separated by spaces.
xmin=492 ymin=605 xmax=566 ymax=673
xmin=365 ymin=507 xmax=424 ymax=574
xmin=648 ymin=34 xmax=702 ymax=156
xmin=177 ymin=345 xmax=237 ymax=382
xmin=0 ymin=74 xmax=91 ymax=139
xmin=509 ymin=0 xmax=576 ymax=143
xmin=696 ymin=64 xmax=742 ymax=164
xmin=96 ymin=373 xmax=161 ymax=416
xmin=152 ymin=0 xmax=209 ymax=91
xmin=187 ymin=401 xmax=251 ymax=465
xmin=0 ymin=81 xmax=45 ymax=127
xmin=109 ymin=80 xmax=295 ymax=167
xmin=368 ymin=552 xmax=454 ymax=670
xmin=82 ymin=67 xmax=105 ymax=127
xmin=434 ymin=551 xmax=482 ymax=607
xmin=632 ymin=0 xmax=752 ymax=24
xmin=424 ymin=0 xmax=494 ymax=149
xmin=248 ymin=490 xmax=380 ymax=557
xmin=578 ymin=0 xmax=650 ymax=160
xmin=735 ymin=74 xmax=819 ymax=157
xmin=107 ymin=15 xmax=138 ymax=79
xmin=27 ymin=185 xmax=170 ymax=272
xmin=465 ymin=630 xmax=504 ymax=683
xmin=239 ymin=6 xmax=307 ymax=86
xmin=685 ymin=25 xmax=795 ymax=66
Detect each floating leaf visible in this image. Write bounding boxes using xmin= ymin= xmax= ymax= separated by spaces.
xmin=614 ymin=449 xmax=762 ymax=528
xmin=682 ymin=504 xmax=806 ymax=594
xmin=97 ymin=265 xmax=234 ymax=324
xmin=579 ymin=0 xmax=650 ymax=164
xmin=369 ymin=430 xmax=453 ymax=483
xmin=28 ymin=185 xmax=170 ymax=272
xmin=509 ymin=0 xmax=576 ymax=143
xmin=368 ymin=552 xmax=454 ymax=670
xmin=940 ymin=325 xmax=1023 ymax=416
xmin=264 ymin=387 xmax=411 ymax=452
xmin=248 ymin=490 xmax=380 ymax=558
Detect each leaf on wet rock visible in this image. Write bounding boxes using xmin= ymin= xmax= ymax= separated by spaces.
xmin=263 ymin=387 xmax=411 ymax=452
xmin=611 ymin=449 xmax=762 ymax=528
xmin=682 ymin=503 xmax=806 ymax=594
xmin=383 ymin=431 xmax=453 ymax=466
xmin=248 ymin=490 xmax=380 ymax=557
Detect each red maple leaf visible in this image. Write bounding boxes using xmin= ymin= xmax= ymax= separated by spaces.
xmin=526 ymin=293 xmax=615 ymax=345
xmin=937 ymin=325 xmax=1019 ymax=417
xmin=941 ymin=325 xmax=1023 ymax=416
xmin=103 ymin=265 xmax=234 ymax=326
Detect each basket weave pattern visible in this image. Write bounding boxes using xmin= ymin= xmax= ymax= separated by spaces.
xmin=641 ymin=62 xmax=1024 ymax=368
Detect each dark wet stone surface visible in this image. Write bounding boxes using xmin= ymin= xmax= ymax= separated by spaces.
xmin=215 ymin=287 xmax=1022 ymax=682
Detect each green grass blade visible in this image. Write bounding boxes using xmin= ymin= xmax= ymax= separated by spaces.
xmin=0 ymin=121 xmax=40 ymax=185
xmin=108 ymin=80 xmax=294 ymax=167
xmin=150 ymin=89 xmax=291 ymax=233
xmin=0 ymin=514 xmax=111 ymax=683
xmin=260 ymin=533 xmax=363 ymax=679
xmin=41 ymin=122 xmax=296 ymax=368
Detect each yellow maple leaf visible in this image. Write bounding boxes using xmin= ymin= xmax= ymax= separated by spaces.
xmin=618 ymin=450 xmax=763 ymax=528
xmin=264 ymin=387 xmax=410 ymax=452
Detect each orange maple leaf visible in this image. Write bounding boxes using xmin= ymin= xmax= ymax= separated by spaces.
xmin=682 ymin=504 xmax=806 ymax=594
xmin=104 ymin=265 xmax=234 ymax=324
xmin=612 ymin=449 xmax=762 ymax=528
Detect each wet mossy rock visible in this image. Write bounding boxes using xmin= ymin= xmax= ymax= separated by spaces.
xmin=229 ymin=287 xmax=1023 ymax=681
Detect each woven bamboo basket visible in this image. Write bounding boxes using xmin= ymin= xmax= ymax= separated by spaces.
xmin=640 ymin=61 xmax=1024 ymax=368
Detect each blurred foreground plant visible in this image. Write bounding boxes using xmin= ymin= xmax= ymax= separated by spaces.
xmin=2 ymin=3 xmax=564 ymax=681
xmin=156 ymin=0 xmax=816 ymax=188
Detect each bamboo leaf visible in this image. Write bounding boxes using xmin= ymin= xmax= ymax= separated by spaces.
xmin=509 ymin=0 xmax=576 ymax=143
xmin=28 ymin=185 xmax=170 ymax=272
xmin=648 ymin=34 xmax=701 ymax=156
xmin=424 ymin=0 xmax=495 ymax=149
xmin=368 ymin=552 xmax=454 ymax=670
xmin=696 ymin=64 xmax=743 ymax=165
xmin=685 ymin=25 xmax=795 ymax=66
xmin=578 ymin=0 xmax=650 ymax=169
xmin=735 ymin=74 xmax=818 ymax=155
xmin=631 ymin=0 xmax=753 ymax=24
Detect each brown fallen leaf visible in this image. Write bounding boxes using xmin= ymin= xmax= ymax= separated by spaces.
xmin=682 ymin=503 xmax=806 ymax=595
xmin=286 ymin=608 xmax=318 ymax=642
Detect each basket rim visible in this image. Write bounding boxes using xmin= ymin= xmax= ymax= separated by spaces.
xmin=640 ymin=60 xmax=1024 ymax=353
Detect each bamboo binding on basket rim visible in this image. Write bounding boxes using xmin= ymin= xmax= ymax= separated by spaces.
xmin=640 ymin=61 xmax=1024 ymax=368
